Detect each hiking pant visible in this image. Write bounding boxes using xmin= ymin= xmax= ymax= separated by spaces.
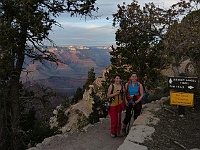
xmin=123 ymin=102 xmax=142 ymax=125
xmin=109 ymin=102 xmax=124 ymax=135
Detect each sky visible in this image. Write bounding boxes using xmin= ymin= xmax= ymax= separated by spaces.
xmin=48 ymin=0 xmax=180 ymax=47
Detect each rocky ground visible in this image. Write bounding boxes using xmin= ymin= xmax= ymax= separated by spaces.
xmin=29 ymin=115 xmax=128 ymax=150
xmin=143 ymin=105 xmax=200 ymax=150
xmin=29 ymin=102 xmax=200 ymax=150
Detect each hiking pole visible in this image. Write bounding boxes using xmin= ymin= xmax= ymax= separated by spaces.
xmin=126 ymin=106 xmax=134 ymax=135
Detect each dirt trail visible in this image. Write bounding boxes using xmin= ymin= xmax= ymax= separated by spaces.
xmin=29 ymin=114 xmax=129 ymax=150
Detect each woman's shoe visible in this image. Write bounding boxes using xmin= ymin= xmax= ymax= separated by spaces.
xmin=110 ymin=133 xmax=116 ymax=138
xmin=122 ymin=128 xmax=126 ymax=136
xmin=117 ymin=133 xmax=124 ymax=137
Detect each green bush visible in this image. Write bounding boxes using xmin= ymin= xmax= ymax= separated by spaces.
xmin=88 ymin=91 xmax=107 ymax=124
xmin=57 ymin=109 xmax=69 ymax=127
xmin=26 ymin=121 xmax=60 ymax=148
xmin=76 ymin=111 xmax=89 ymax=130
xmin=20 ymin=108 xmax=60 ymax=149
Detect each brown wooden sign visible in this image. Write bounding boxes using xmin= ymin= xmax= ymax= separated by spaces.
xmin=168 ymin=77 xmax=198 ymax=90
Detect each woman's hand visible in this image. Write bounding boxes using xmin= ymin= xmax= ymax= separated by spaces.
xmin=125 ymin=100 xmax=129 ymax=107
xmin=132 ymin=101 xmax=136 ymax=106
xmin=115 ymin=90 xmax=120 ymax=95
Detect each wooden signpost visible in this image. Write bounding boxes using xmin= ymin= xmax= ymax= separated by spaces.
xmin=168 ymin=76 xmax=198 ymax=115
xmin=168 ymin=76 xmax=198 ymax=91
xmin=170 ymin=92 xmax=194 ymax=107
xmin=168 ymin=76 xmax=198 ymax=106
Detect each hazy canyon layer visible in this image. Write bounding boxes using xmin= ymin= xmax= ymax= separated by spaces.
xmin=21 ymin=46 xmax=112 ymax=96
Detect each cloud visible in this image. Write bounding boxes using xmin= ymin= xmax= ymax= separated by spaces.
xmin=49 ymin=0 xmax=180 ymax=46
xmin=49 ymin=23 xmax=115 ymax=46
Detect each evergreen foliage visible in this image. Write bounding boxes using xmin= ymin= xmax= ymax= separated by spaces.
xmin=109 ymin=1 xmax=171 ymax=92
xmin=0 ymin=1 xmax=97 ymax=149
xmin=18 ymin=84 xmax=62 ymax=149
xmin=61 ymin=96 xmax=71 ymax=109
xmin=83 ymin=67 xmax=96 ymax=90
xmin=88 ymin=90 xmax=107 ymax=124
xmin=71 ymin=67 xmax=95 ymax=104
xmin=71 ymin=87 xmax=83 ymax=104
xmin=104 ymin=1 xmax=200 ymax=102
xmin=57 ymin=108 xmax=69 ymax=127
xmin=166 ymin=9 xmax=200 ymax=77
xmin=20 ymin=107 xmax=60 ymax=149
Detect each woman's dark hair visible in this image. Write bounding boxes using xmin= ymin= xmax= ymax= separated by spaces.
xmin=113 ymin=74 xmax=121 ymax=79
xmin=129 ymin=72 xmax=137 ymax=77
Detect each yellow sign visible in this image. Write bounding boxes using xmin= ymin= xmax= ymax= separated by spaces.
xmin=170 ymin=92 xmax=194 ymax=107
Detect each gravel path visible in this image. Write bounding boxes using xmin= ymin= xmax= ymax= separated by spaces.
xmin=29 ymin=101 xmax=200 ymax=150
xmin=29 ymin=114 xmax=129 ymax=150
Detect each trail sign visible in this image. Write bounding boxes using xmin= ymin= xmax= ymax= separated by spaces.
xmin=170 ymin=92 xmax=194 ymax=107
xmin=168 ymin=76 xmax=198 ymax=90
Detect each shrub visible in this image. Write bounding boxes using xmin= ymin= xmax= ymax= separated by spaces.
xmin=57 ymin=109 xmax=69 ymax=127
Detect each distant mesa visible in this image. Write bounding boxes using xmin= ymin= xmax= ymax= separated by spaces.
xmin=21 ymin=46 xmax=111 ymax=96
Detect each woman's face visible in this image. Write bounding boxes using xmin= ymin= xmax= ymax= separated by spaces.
xmin=130 ymin=74 xmax=137 ymax=81
xmin=114 ymin=76 xmax=121 ymax=84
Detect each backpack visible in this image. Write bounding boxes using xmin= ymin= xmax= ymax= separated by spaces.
xmin=125 ymin=79 xmax=147 ymax=104
xmin=106 ymin=84 xmax=123 ymax=111
xmin=106 ymin=84 xmax=115 ymax=111
xmin=110 ymin=84 xmax=123 ymax=102
xmin=109 ymin=84 xmax=115 ymax=102
xmin=125 ymin=80 xmax=140 ymax=101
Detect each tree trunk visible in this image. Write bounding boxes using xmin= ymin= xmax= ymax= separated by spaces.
xmin=9 ymin=42 xmax=25 ymax=149
xmin=10 ymin=75 xmax=21 ymax=150
xmin=0 ymin=84 xmax=11 ymax=150
xmin=0 ymin=96 xmax=6 ymax=150
xmin=195 ymin=61 xmax=200 ymax=78
xmin=10 ymin=24 xmax=26 ymax=149
xmin=172 ymin=57 xmax=179 ymax=76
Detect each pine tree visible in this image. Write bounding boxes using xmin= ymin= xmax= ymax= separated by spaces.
xmin=83 ymin=67 xmax=96 ymax=90
xmin=110 ymin=1 xmax=169 ymax=90
xmin=0 ymin=1 xmax=97 ymax=149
